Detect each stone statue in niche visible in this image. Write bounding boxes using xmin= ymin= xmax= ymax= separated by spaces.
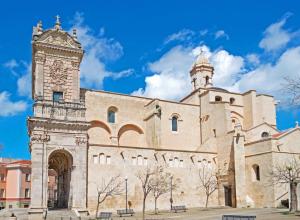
xmin=50 ymin=60 xmax=68 ymax=85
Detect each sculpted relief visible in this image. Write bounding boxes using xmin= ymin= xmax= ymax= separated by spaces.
xmin=50 ymin=60 xmax=68 ymax=85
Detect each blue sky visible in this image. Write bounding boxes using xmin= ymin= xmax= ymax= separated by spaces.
xmin=0 ymin=0 xmax=300 ymax=159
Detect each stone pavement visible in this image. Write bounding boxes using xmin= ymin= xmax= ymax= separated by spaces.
xmin=1 ymin=207 xmax=299 ymax=220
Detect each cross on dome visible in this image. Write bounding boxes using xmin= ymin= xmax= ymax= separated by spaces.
xmin=54 ymin=15 xmax=61 ymax=30
xmin=195 ymin=49 xmax=211 ymax=66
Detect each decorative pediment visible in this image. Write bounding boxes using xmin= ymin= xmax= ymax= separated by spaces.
xmin=34 ymin=30 xmax=81 ymax=50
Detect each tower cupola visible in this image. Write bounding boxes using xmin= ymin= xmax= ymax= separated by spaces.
xmin=190 ymin=51 xmax=214 ymax=90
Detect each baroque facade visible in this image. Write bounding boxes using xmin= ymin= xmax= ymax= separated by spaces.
xmin=27 ymin=18 xmax=300 ymax=218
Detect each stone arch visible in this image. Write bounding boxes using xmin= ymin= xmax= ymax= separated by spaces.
xmin=88 ymin=120 xmax=111 ymax=145
xmin=48 ymin=149 xmax=73 ymax=209
xmin=231 ymin=111 xmax=243 ymax=128
xmin=118 ymin=124 xmax=145 ymax=147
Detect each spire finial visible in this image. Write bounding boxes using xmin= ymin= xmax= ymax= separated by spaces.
xmin=73 ymin=28 xmax=78 ymax=40
xmin=196 ymin=48 xmax=210 ymax=66
xmin=37 ymin=20 xmax=43 ymax=33
xmin=54 ymin=15 xmax=61 ymax=30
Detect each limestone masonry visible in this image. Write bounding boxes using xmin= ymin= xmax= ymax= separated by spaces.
xmin=27 ymin=18 xmax=300 ymax=219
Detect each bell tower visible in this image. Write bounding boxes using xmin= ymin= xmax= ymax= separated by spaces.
xmin=190 ymin=51 xmax=214 ymax=90
xmin=31 ymin=15 xmax=83 ymax=103
xmin=28 ymin=17 xmax=89 ymax=219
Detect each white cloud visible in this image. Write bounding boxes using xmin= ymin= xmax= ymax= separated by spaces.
xmin=234 ymin=46 xmax=300 ymax=100
xmin=132 ymin=46 xmax=194 ymax=100
xmin=259 ymin=13 xmax=294 ymax=52
xmin=211 ymin=50 xmax=244 ymax=89
xmin=0 ymin=92 xmax=27 ymax=116
xmin=4 ymin=59 xmax=18 ymax=69
xmin=200 ymin=29 xmax=208 ymax=36
xmin=246 ymin=54 xmax=260 ymax=66
xmin=164 ymin=29 xmax=195 ymax=45
xmin=215 ymin=30 xmax=229 ymax=40
xmin=70 ymin=12 xmax=133 ymax=89
xmin=3 ymin=59 xmax=31 ymax=98
xmin=132 ymin=45 xmax=244 ymax=100
xmin=3 ymin=59 xmax=19 ymax=76
xmin=17 ymin=62 xmax=31 ymax=97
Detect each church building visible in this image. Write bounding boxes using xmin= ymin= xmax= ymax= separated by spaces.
xmin=27 ymin=18 xmax=300 ymax=219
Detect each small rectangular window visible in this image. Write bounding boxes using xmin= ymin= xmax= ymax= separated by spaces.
xmin=25 ymin=188 xmax=30 ymax=198
xmin=132 ymin=157 xmax=137 ymax=166
xmin=180 ymin=160 xmax=184 ymax=168
xmin=0 ymin=174 xmax=5 ymax=182
xmin=53 ymin=91 xmax=63 ymax=102
xmin=0 ymin=189 xmax=5 ymax=198
xmin=99 ymin=154 xmax=105 ymax=164
xmin=169 ymin=159 xmax=173 ymax=167
xmin=106 ymin=156 xmax=111 ymax=165
xmin=93 ymin=155 xmax=98 ymax=164
xmin=25 ymin=174 xmax=30 ymax=182
xmin=144 ymin=157 xmax=148 ymax=166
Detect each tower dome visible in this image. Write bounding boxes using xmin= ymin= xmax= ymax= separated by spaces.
xmin=189 ymin=51 xmax=214 ymax=90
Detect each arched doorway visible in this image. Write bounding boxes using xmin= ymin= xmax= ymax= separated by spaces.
xmin=48 ymin=150 xmax=73 ymax=209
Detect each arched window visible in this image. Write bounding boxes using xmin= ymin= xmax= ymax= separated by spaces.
xmin=252 ymin=164 xmax=260 ymax=181
xmin=174 ymin=157 xmax=179 ymax=167
xmin=230 ymin=98 xmax=235 ymax=105
xmin=106 ymin=156 xmax=111 ymax=165
xmin=172 ymin=116 xmax=178 ymax=132
xmin=144 ymin=157 xmax=148 ymax=166
xmin=205 ymin=76 xmax=209 ymax=85
xmin=132 ymin=157 xmax=137 ymax=166
xmin=108 ymin=111 xmax=115 ymax=123
xmin=137 ymin=155 xmax=143 ymax=166
xmin=215 ymin=96 xmax=222 ymax=102
xmin=261 ymin=132 xmax=269 ymax=138
xmin=99 ymin=153 xmax=105 ymax=164
xmin=107 ymin=107 xmax=117 ymax=123
xmin=93 ymin=155 xmax=98 ymax=164
xmin=169 ymin=159 xmax=174 ymax=167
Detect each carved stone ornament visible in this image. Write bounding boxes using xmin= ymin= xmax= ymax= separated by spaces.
xmin=44 ymin=35 xmax=69 ymax=47
xmin=35 ymin=55 xmax=45 ymax=63
xmin=30 ymin=133 xmax=50 ymax=143
xmin=50 ymin=60 xmax=68 ymax=85
xmin=39 ymin=31 xmax=80 ymax=49
xmin=75 ymin=137 xmax=87 ymax=146
xmin=71 ymin=61 xmax=79 ymax=69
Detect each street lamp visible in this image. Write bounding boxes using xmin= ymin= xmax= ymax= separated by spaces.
xmin=125 ymin=177 xmax=128 ymax=211
xmin=170 ymin=176 xmax=173 ymax=210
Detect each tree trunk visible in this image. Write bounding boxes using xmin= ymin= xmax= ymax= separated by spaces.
xmin=154 ymin=197 xmax=158 ymax=214
xmin=96 ymin=197 xmax=100 ymax=219
xmin=142 ymin=198 xmax=146 ymax=220
xmin=290 ymin=182 xmax=298 ymax=212
xmin=205 ymin=194 xmax=209 ymax=208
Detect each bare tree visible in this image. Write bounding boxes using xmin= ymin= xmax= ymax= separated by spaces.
xmin=136 ymin=166 xmax=156 ymax=220
xmin=198 ymin=162 xmax=218 ymax=208
xmin=151 ymin=166 xmax=180 ymax=214
xmin=91 ymin=175 xmax=124 ymax=219
xmin=283 ymin=76 xmax=300 ymax=106
xmin=270 ymin=157 xmax=300 ymax=212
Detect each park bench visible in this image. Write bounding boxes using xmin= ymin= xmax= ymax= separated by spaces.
xmin=222 ymin=215 xmax=256 ymax=220
xmin=171 ymin=205 xmax=187 ymax=213
xmin=97 ymin=212 xmax=112 ymax=220
xmin=117 ymin=209 xmax=134 ymax=217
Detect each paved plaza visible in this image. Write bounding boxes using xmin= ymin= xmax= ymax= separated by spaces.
xmin=1 ymin=207 xmax=300 ymax=220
